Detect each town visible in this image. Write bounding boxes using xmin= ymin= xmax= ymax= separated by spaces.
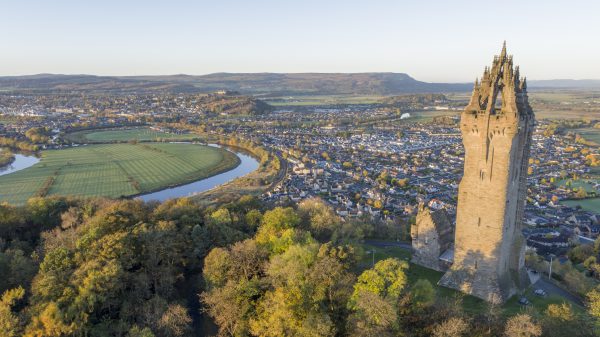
xmin=1 ymin=91 xmax=599 ymax=262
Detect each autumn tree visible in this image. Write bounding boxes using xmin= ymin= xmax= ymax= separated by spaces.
xmin=504 ymin=314 xmax=542 ymax=337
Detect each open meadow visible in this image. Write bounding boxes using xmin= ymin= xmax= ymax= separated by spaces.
xmin=65 ymin=127 xmax=201 ymax=143
xmin=0 ymin=143 xmax=239 ymax=205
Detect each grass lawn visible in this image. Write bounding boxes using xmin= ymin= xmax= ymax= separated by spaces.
xmin=359 ymin=243 xmax=580 ymax=316
xmin=556 ymin=178 xmax=597 ymax=193
xmin=65 ymin=127 xmax=201 ymax=143
xmin=0 ymin=143 xmax=239 ymax=205
xmin=562 ymin=198 xmax=600 ymax=212
xmin=575 ymin=127 xmax=600 ymax=146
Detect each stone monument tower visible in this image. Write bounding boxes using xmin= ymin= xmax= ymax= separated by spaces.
xmin=438 ymin=43 xmax=535 ymax=303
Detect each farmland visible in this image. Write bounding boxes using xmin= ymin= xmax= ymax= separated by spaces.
xmin=65 ymin=127 xmax=202 ymax=143
xmin=0 ymin=143 xmax=239 ymax=205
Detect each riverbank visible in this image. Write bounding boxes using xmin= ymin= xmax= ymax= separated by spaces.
xmin=0 ymin=149 xmax=15 ymax=168
xmin=138 ymin=145 xmax=260 ymax=202
xmin=190 ymin=141 xmax=286 ymax=206
xmin=132 ymin=147 xmax=241 ymax=201
xmin=60 ymin=126 xmax=286 ymax=206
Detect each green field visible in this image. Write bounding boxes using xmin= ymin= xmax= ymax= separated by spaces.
xmin=556 ymin=178 xmax=597 ymax=193
xmin=0 ymin=143 xmax=239 ymax=205
xmin=65 ymin=127 xmax=201 ymax=143
xmin=562 ymin=198 xmax=600 ymax=212
xmin=575 ymin=127 xmax=600 ymax=146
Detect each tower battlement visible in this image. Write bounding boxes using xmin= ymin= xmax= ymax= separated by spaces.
xmin=438 ymin=43 xmax=535 ymax=303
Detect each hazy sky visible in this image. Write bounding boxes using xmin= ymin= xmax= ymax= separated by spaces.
xmin=1 ymin=0 xmax=598 ymax=81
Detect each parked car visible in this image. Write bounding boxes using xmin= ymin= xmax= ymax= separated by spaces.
xmin=518 ymin=297 xmax=530 ymax=306
xmin=534 ymin=289 xmax=547 ymax=297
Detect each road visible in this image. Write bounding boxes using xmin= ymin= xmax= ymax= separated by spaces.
xmin=364 ymin=239 xmax=413 ymax=251
xmin=532 ymin=276 xmax=584 ymax=307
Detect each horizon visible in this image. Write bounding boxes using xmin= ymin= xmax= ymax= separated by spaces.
xmin=3 ymin=72 xmax=600 ymax=83
xmin=2 ymin=0 xmax=599 ymax=82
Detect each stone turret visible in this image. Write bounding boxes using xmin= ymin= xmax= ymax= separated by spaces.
xmin=411 ymin=203 xmax=454 ymax=272
xmin=438 ymin=43 xmax=535 ymax=303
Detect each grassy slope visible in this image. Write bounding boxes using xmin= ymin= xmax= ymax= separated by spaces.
xmin=0 ymin=143 xmax=239 ymax=205
xmin=360 ymin=243 xmax=583 ymax=316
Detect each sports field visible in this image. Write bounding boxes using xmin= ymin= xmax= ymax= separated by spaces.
xmin=575 ymin=128 xmax=600 ymax=146
xmin=0 ymin=143 xmax=239 ymax=205
xmin=562 ymin=198 xmax=600 ymax=213
xmin=66 ymin=127 xmax=201 ymax=143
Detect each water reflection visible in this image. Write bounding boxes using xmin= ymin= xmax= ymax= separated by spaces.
xmin=0 ymin=154 xmax=40 ymax=176
xmin=139 ymin=145 xmax=259 ymax=202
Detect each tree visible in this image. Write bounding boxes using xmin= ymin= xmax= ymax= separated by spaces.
xmin=255 ymin=207 xmax=303 ymax=253
xmin=249 ymin=243 xmax=351 ymax=337
xmin=568 ymin=244 xmax=594 ymax=264
xmin=209 ymin=208 xmax=232 ymax=227
xmin=203 ymin=247 xmax=231 ymax=289
xmin=298 ymin=198 xmax=341 ymax=242
xmin=245 ymin=209 xmax=262 ymax=230
xmin=410 ymin=279 xmax=435 ymax=312
xmin=541 ymin=302 xmax=591 ymax=337
xmin=349 ymin=258 xmax=408 ymax=306
xmin=587 ymin=287 xmax=600 ymax=326
xmin=575 ymin=187 xmax=588 ymax=199
xmin=346 ymin=258 xmax=408 ymax=336
xmin=0 ymin=287 xmax=25 ymax=337
xmin=203 ymin=278 xmax=261 ymax=337
xmin=504 ymin=314 xmax=542 ymax=337
xmin=127 ymin=326 xmax=156 ymax=337
xmin=432 ymin=317 xmax=469 ymax=337
xmin=346 ymin=290 xmax=397 ymax=337
xmin=158 ymin=304 xmax=192 ymax=337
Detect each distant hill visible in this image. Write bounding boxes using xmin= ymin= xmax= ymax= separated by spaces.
xmin=198 ymin=93 xmax=273 ymax=115
xmin=1 ymin=73 xmax=598 ymax=95
xmin=0 ymin=73 xmax=471 ymax=95
xmin=528 ymin=79 xmax=600 ymax=89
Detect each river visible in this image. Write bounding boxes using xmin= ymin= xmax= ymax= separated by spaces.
xmin=0 ymin=154 xmax=40 ymax=176
xmin=138 ymin=145 xmax=259 ymax=202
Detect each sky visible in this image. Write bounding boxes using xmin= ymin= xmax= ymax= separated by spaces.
xmin=1 ymin=0 xmax=598 ymax=82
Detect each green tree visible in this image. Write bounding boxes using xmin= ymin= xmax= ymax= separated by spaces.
xmin=349 ymin=258 xmax=408 ymax=306
xmin=410 ymin=279 xmax=435 ymax=312
xmin=127 ymin=326 xmax=156 ymax=337
xmin=298 ymin=198 xmax=341 ymax=242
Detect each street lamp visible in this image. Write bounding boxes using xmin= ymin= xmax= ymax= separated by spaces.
xmin=548 ymin=254 xmax=554 ymax=280
xmin=366 ymin=249 xmax=376 ymax=267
